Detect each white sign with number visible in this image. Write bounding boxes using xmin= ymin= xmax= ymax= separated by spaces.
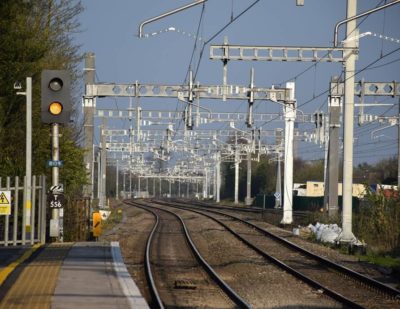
xmin=48 ymin=193 xmax=65 ymax=208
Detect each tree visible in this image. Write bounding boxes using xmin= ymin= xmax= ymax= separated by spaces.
xmin=252 ymin=155 xmax=276 ymax=194
xmin=0 ymin=0 xmax=86 ymax=195
xmin=221 ymin=152 xmax=278 ymax=200
xmin=353 ymin=157 xmax=397 ymax=185
xmin=293 ymin=158 xmax=324 ymax=183
xmin=221 ymin=160 xmax=235 ymax=200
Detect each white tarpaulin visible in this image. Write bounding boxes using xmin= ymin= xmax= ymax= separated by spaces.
xmin=308 ymin=222 xmax=342 ymax=244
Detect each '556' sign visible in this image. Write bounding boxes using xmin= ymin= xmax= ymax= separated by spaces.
xmin=47 ymin=193 xmax=65 ymax=208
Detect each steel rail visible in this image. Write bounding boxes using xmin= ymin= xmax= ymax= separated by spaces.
xmin=129 ymin=202 xmax=165 ymax=309
xmin=190 ymin=202 xmax=400 ymax=299
xmin=175 ymin=198 xmax=310 ymax=219
xmin=178 ymin=199 xmax=400 ymax=298
xmin=127 ymin=200 xmax=251 ymax=309
xmin=153 ymin=199 xmax=364 ymax=308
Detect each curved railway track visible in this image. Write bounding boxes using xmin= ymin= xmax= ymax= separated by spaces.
xmin=171 ymin=198 xmax=313 ymax=226
xmin=126 ymin=200 xmax=251 ymax=309
xmin=149 ymin=199 xmax=400 ymax=309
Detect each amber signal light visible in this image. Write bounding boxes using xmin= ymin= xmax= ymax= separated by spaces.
xmin=49 ymin=102 xmax=63 ymax=115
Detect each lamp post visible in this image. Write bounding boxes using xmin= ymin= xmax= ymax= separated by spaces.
xmin=16 ymin=77 xmax=32 ymax=244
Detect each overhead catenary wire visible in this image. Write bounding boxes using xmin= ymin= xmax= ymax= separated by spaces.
xmin=276 ymin=0 xmax=388 ymax=105
xmin=361 ymin=57 xmax=400 ymax=70
xmin=174 ymin=0 xmax=262 ymax=139
xmin=172 ymin=2 xmax=207 ymax=139
xmin=193 ymin=0 xmax=261 ymax=80
xmin=179 ymin=0 xmax=398 ymax=162
xmin=130 ymin=0 xmax=398 ymax=176
xmin=201 ymin=0 xmax=263 ymax=133
xmin=380 ymin=0 xmax=388 ymax=57
xmin=174 ymin=0 xmax=262 ymax=140
xmin=208 ymin=0 xmax=399 ymax=146
xmin=354 ymin=143 xmax=397 ymax=156
xmin=258 ymin=45 xmax=400 ymax=129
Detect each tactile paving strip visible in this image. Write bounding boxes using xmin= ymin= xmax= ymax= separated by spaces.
xmin=0 ymin=243 xmax=72 ymax=309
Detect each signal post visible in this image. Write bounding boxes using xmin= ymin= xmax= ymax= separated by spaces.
xmin=41 ymin=70 xmax=71 ymax=241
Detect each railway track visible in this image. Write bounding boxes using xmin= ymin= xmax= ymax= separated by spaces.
xmin=171 ymin=198 xmax=312 ymax=223
xmin=126 ymin=200 xmax=250 ymax=309
xmin=125 ymin=200 xmax=341 ymax=308
xmin=149 ymin=199 xmax=400 ymax=309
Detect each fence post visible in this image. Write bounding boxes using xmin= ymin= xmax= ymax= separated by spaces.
xmin=0 ymin=177 xmax=2 ymax=245
xmin=22 ymin=176 xmax=26 ymax=245
xmin=38 ymin=175 xmax=47 ymax=244
xmin=31 ymin=176 xmax=36 ymax=245
xmin=13 ymin=176 xmax=19 ymax=245
xmin=5 ymin=177 xmax=10 ymax=246
xmin=37 ymin=176 xmax=42 ymax=244
xmin=0 ymin=177 xmax=3 ymax=245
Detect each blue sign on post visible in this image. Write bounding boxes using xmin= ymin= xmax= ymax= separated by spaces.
xmin=47 ymin=160 xmax=64 ymax=167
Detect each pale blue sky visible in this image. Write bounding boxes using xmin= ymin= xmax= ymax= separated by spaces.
xmin=76 ymin=0 xmax=400 ymax=164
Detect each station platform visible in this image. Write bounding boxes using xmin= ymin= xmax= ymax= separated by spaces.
xmin=0 ymin=242 xmax=149 ymax=309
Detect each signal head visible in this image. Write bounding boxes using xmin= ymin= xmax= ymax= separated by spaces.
xmin=41 ymin=70 xmax=71 ymax=124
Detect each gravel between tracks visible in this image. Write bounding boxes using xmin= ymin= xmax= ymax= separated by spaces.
xmin=101 ymin=200 xmax=399 ymax=308
xmin=174 ymin=208 xmax=341 ymax=309
xmin=102 ymin=201 xmax=341 ymax=308
xmin=232 ymin=210 xmax=400 ymax=288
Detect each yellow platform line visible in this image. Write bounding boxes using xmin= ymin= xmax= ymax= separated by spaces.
xmin=0 ymin=243 xmax=42 ymax=286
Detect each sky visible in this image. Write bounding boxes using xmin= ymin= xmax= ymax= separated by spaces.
xmin=75 ymin=0 xmax=400 ymax=167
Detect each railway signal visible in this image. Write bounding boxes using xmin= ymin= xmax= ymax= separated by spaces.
xmin=41 ymin=69 xmax=71 ymax=241
xmin=41 ymin=70 xmax=71 ymax=124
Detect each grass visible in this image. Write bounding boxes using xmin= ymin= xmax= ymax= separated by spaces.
xmin=358 ymin=253 xmax=400 ymax=269
xmin=358 ymin=252 xmax=400 ymax=288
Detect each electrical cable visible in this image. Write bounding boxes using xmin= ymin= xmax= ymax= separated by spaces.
xmin=193 ymin=0 xmax=261 ymax=80
xmin=353 ymin=101 xmax=396 ymax=137
xmin=180 ymin=0 xmax=393 ymax=162
xmin=354 ymin=139 xmax=395 ymax=149
xmin=277 ymin=0 xmax=387 ymax=87
xmin=184 ymin=3 xmax=206 ymax=84
xmin=361 ymin=57 xmax=400 ymax=70
xmin=177 ymin=0 xmax=262 ymax=142
xmin=258 ymin=45 xmax=400 ymax=129
xmin=146 ymin=0 xmax=397 ymax=178
xmin=380 ymin=0 xmax=388 ymax=57
xmin=271 ymin=0 xmax=392 ymax=138
xmin=173 ymin=2 xmax=206 ymax=141
xmin=354 ymin=143 xmax=397 ymax=156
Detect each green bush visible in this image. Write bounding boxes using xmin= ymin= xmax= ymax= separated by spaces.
xmin=354 ymin=189 xmax=400 ymax=255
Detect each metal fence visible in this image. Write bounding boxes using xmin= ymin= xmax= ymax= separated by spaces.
xmin=0 ymin=175 xmax=46 ymax=246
